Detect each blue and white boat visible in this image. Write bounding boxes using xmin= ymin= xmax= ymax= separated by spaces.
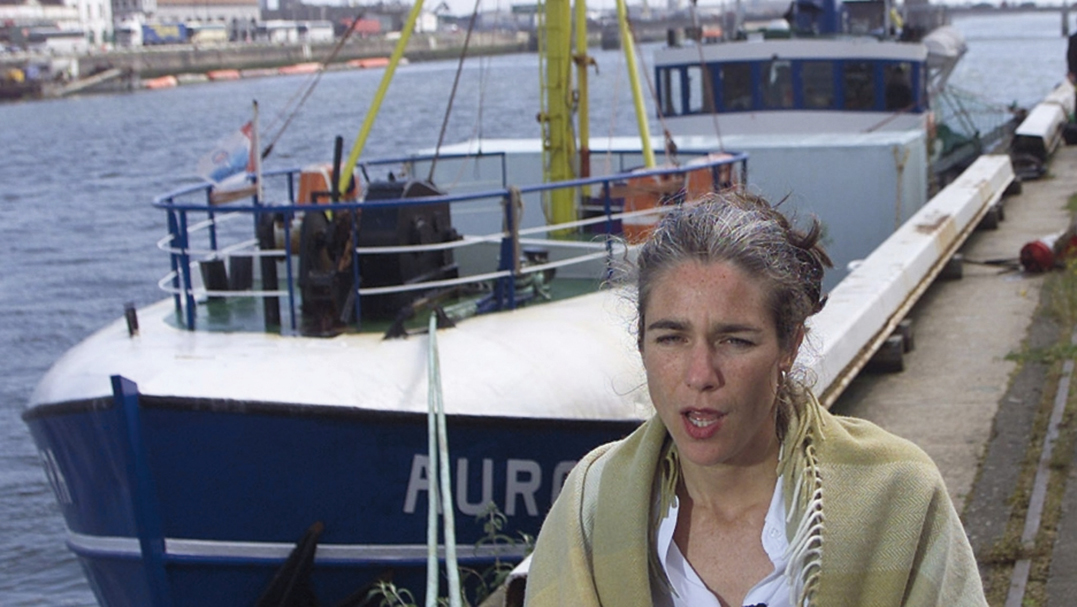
xmin=22 ymin=1 xmax=1003 ymax=605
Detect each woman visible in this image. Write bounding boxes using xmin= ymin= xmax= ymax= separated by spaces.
xmin=524 ymin=194 xmax=986 ymax=606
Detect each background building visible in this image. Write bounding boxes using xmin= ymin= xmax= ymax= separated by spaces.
xmin=152 ymin=0 xmax=259 ymax=26
xmin=0 ymin=0 xmax=110 ymax=46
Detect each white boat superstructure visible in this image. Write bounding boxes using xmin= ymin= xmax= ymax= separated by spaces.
xmin=655 ymin=37 xmax=929 ymax=137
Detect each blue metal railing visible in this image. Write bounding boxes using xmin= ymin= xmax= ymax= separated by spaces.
xmin=152 ymin=149 xmax=748 ymax=334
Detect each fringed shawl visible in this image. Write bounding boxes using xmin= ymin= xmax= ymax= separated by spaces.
xmin=524 ymin=393 xmax=987 ymax=607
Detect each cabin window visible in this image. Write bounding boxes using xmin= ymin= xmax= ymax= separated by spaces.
xmin=686 ymin=65 xmax=715 ymax=113
xmin=762 ymin=60 xmax=793 ymax=109
xmin=801 ymin=61 xmax=835 ymax=109
xmin=884 ymin=62 xmax=914 ymax=110
xmin=721 ymin=63 xmax=753 ymax=111
xmin=661 ymin=68 xmax=684 ymax=116
xmin=843 ymin=61 xmax=875 ymax=110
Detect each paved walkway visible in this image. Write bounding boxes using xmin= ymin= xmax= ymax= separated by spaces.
xmin=830 ymin=145 xmax=1077 ymax=604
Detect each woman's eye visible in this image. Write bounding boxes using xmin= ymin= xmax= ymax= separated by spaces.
xmin=720 ymin=337 xmax=754 ymax=348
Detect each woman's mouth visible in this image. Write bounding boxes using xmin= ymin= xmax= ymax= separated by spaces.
xmin=682 ymin=410 xmax=724 ymax=439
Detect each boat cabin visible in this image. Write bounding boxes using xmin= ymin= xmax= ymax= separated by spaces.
xmin=655 ymin=38 xmax=929 ymax=136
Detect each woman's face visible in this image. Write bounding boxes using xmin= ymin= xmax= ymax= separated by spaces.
xmin=640 ymin=260 xmax=797 ymax=470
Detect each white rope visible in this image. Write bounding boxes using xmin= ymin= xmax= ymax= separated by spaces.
xmin=427 ymin=314 xmax=462 ymax=607
xmin=426 ymin=313 xmax=441 ymax=605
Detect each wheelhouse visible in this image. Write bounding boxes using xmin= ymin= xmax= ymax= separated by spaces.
xmin=654 ymin=38 xmax=929 ymax=135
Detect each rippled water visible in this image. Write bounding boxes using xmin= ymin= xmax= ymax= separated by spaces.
xmin=0 ymin=12 xmax=1066 ymax=605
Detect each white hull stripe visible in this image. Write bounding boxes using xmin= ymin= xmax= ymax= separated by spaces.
xmin=66 ymin=531 xmax=527 ymax=562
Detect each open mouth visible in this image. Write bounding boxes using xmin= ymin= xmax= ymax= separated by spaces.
xmin=685 ymin=410 xmax=723 ymax=428
xmin=681 ymin=409 xmax=726 ymax=439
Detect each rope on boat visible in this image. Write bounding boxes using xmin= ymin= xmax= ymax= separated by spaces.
xmin=339 ymin=0 xmax=428 ymax=195
xmin=260 ymin=14 xmax=362 ymax=160
xmin=689 ymin=0 xmax=724 ymax=152
xmin=427 ymin=0 xmax=484 ymax=183
xmin=426 ymin=313 xmax=462 ymax=607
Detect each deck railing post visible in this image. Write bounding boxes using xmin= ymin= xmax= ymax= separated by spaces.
xmin=351 ymin=208 xmax=363 ymax=329
xmin=602 ymin=180 xmax=615 ymax=275
xmin=111 ymin=375 xmax=174 ymax=607
xmin=283 ymin=208 xmax=297 ymax=334
xmin=498 ymin=188 xmax=521 ymax=310
xmin=204 ymin=186 xmax=218 ymax=253
xmin=177 ymin=211 xmax=196 ymax=330
xmin=166 ymin=207 xmax=182 ymax=313
xmin=255 ymin=209 xmax=281 ymax=331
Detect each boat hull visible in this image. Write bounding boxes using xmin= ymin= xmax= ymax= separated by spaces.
xmin=24 ymin=384 xmax=640 ymax=606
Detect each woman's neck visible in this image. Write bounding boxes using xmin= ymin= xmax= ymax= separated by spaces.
xmin=678 ymin=436 xmax=781 ymax=517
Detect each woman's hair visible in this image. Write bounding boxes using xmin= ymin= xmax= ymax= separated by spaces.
xmin=634 ymin=192 xmax=832 ymax=423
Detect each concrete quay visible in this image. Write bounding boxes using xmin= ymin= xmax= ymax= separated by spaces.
xmin=830 ymin=145 xmax=1077 ymax=604
xmin=0 ymin=30 xmax=531 ymax=97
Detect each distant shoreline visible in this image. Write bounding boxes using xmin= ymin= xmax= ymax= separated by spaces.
xmin=0 ymin=30 xmax=534 ymax=101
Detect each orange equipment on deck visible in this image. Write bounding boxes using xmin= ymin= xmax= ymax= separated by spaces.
xmin=613 ymin=153 xmax=736 ymax=243
xmin=297 ymin=164 xmax=361 ymax=205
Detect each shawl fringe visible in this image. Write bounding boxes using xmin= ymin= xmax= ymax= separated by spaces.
xmin=779 ymin=391 xmax=827 ymax=606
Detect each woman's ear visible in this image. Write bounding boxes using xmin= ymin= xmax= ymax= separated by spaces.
xmin=782 ymin=325 xmax=805 ymax=370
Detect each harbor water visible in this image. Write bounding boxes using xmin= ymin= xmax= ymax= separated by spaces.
xmin=0 ymin=12 xmax=1067 ymax=605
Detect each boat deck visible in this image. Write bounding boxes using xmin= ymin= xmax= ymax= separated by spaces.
xmin=168 ymin=276 xmax=604 ymax=336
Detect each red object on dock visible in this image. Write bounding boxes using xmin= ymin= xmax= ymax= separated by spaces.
xmin=1020 ymin=230 xmax=1077 ymax=273
xmin=1020 ymin=238 xmax=1056 ymax=273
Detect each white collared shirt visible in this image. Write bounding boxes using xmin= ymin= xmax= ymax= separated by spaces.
xmin=653 ymin=478 xmax=791 ymax=607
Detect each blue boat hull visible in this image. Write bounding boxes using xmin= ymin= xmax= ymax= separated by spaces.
xmin=23 ymin=377 xmax=641 ymax=607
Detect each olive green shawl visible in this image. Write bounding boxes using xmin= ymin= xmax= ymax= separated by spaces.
xmin=524 ymin=396 xmax=986 ymax=606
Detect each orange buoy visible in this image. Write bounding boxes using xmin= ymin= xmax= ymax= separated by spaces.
xmin=206 ymin=69 xmax=241 ymax=81
xmin=348 ymin=57 xmax=391 ymax=69
xmin=278 ymin=63 xmax=321 ymax=76
xmin=143 ymin=75 xmax=178 ymax=90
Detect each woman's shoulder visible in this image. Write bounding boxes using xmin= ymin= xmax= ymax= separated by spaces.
xmin=561 ymin=417 xmax=666 ymax=497
xmin=817 ymin=410 xmax=941 ymax=480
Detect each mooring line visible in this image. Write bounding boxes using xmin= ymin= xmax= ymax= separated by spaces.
xmin=1004 ymin=327 xmax=1077 ymax=607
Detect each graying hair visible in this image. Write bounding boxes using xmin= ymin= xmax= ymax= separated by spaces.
xmin=634 ymin=192 xmax=832 ymax=425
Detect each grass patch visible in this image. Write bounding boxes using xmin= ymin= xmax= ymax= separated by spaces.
xmin=1066 ymin=193 xmax=1077 ymax=215
xmin=1005 ymin=343 xmax=1077 ymax=365
xmin=981 ymin=261 xmax=1077 ymax=606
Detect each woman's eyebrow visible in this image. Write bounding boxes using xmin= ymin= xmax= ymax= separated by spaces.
xmin=645 ymin=319 xmax=763 ymax=335
xmin=645 ymin=318 xmax=688 ymax=333
xmin=710 ymin=323 xmax=763 ymax=335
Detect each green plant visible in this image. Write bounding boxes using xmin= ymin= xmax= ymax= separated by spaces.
xmin=364 ymin=580 xmax=418 ymax=607
xmin=362 ymin=502 xmax=534 ymax=607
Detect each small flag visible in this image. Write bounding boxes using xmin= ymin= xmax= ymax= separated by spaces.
xmin=197 ymin=122 xmax=254 ymax=184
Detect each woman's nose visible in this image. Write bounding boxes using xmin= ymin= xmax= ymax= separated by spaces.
xmin=684 ymin=342 xmax=721 ymax=391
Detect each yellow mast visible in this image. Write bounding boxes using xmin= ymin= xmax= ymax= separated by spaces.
xmin=574 ymin=0 xmax=591 ymax=186
xmin=617 ymin=0 xmax=655 ymax=168
xmin=338 ymin=0 xmax=427 ymax=194
xmin=540 ymin=0 xmax=577 ymax=229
